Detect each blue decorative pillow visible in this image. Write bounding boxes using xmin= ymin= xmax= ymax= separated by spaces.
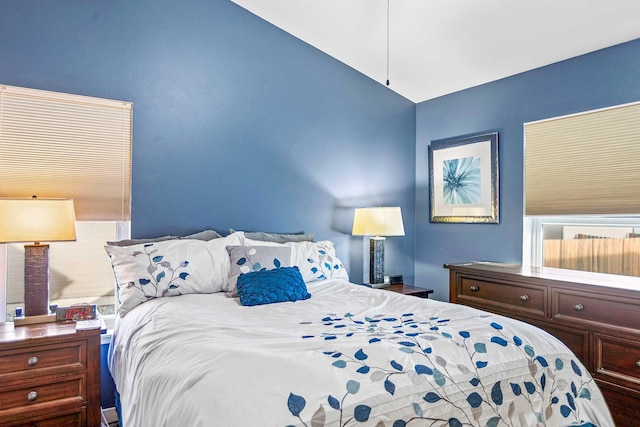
xmin=236 ymin=267 xmax=311 ymax=307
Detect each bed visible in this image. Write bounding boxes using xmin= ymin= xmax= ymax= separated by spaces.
xmin=106 ymin=232 xmax=613 ymax=427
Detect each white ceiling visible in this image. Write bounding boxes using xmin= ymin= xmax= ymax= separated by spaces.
xmin=231 ymin=0 xmax=640 ymax=103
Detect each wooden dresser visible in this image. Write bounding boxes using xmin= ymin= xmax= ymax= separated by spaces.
xmin=446 ymin=262 xmax=640 ymax=427
xmin=0 ymin=322 xmax=101 ymax=427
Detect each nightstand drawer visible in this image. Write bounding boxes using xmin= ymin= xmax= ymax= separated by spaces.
xmin=593 ymin=333 xmax=640 ymax=387
xmin=0 ymin=375 xmax=85 ymax=411
xmin=553 ymin=290 xmax=640 ymax=330
xmin=19 ymin=411 xmax=84 ymax=427
xmin=0 ymin=341 xmax=85 ymax=379
xmin=0 ymin=408 xmax=85 ymax=427
xmin=457 ymin=277 xmax=546 ymax=318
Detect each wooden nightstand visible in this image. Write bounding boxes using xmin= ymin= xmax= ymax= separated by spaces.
xmin=385 ymin=284 xmax=434 ymax=299
xmin=0 ymin=322 xmax=101 ymax=426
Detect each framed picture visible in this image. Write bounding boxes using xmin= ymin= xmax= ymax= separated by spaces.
xmin=428 ymin=132 xmax=499 ymax=223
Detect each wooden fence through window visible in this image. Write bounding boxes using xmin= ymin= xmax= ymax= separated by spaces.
xmin=543 ymin=238 xmax=640 ymax=277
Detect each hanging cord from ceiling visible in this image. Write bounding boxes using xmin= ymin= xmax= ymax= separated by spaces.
xmin=386 ymin=0 xmax=390 ymax=86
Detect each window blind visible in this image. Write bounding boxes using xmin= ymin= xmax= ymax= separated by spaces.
xmin=524 ymin=102 xmax=640 ymax=216
xmin=0 ymin=85 xmax=132 ymax=221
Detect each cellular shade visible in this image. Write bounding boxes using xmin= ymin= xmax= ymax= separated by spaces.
xmin=0 ymin=85 xmax=132 ymax=221
xmin=524 ymin=102 xmax=640 ymax=216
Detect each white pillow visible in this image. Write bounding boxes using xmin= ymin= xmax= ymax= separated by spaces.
xmin=244 ymin=237 xmax=348 ymax=282
xmin=204 ymin=231 xmax=245 ymax=291
xmin=285 ymin=240 xmax=349 ymax=283
xmin=106 ymin=232 xmax=244 ymax=316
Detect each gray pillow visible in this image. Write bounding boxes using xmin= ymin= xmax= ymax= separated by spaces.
xmin=226 ymin=245 xmax=291 ymax=297
xmin=106 ymin=235 xmax=177 ymax=247
xmin=182 ymin=229 xmax=223 ymax=241
xmin=107 ymin=229 xmax=223 ymax=247
xmin=229 ymin=229 xmax=314 ymax=243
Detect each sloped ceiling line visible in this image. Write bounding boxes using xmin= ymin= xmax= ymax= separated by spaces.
xmin=231 ymin=0 xmax=640 ymax=103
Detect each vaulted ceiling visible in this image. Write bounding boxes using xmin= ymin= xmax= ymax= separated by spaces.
xmin=232 ymin=0 xmax=640 ymax=103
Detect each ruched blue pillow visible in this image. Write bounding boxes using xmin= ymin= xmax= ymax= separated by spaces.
xmin=236 ymin=266 xmax=311 ymax=306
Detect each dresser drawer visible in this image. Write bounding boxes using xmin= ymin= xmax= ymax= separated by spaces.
xmin=528 ymin=320 xmax=589 ymax=366
xmin=552 ymin=289 xmax=640 ymax=330
xmin=457 ymin=277 xmax=546 ymax=318
xmin=0 ymin=375 xmax=85 ymax=411
xmin=0 ymin=341 xmax=86 ymax=379
xmin=593 ymin=333 xmax=640 ymax=388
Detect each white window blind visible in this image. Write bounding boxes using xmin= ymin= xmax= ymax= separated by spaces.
xmin=524 ymin=102 xmax=640 ymax=216
xmin=0 ymin=84 xmax=132 ymax=221
xmin=0 ymin=84 xmax=132 ymax=320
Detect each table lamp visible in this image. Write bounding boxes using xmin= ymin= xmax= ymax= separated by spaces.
xmin=0 ymin=197 xmax=76 ymax=320
xmin=352 ymin=207 xmax=405 ymax=287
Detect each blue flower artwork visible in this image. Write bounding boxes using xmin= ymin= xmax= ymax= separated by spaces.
xmin=428 ymin=132 xmax=498 ymax=223
xmin=443 ymin=156 xmax=481 ymax=205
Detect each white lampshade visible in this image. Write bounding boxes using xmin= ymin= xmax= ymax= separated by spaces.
xmin=0 ymin=197 xmax=77 ymax=243
xmin=352 ymin=207 xmax=405 ymax=237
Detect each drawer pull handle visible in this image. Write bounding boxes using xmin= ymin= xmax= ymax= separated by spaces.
xmin=573 ymin=304 xmax=584 ymax=311
xmin=470 ymin=285 xmax=479 ymax=292
xmin=27 ymin=391 xmax=38 ymax=402
xmin=636 ymin=360 xmax=640 ymax=368
xmin=520 ymin=295 xmax=529 ymax=302
xmin=27 ymin=356 xmax=38 ymax=366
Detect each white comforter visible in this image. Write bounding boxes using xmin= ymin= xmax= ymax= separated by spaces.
xmin=109 ymin=279 xmax=613 ymax=427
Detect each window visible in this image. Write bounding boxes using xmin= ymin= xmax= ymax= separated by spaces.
xmin=5 ymin=221 xmax=129 ymax=321
xmin=523 ymin=102 xmax=640 ymax=278
xmin=0 ymin=84 xmax=132 ymax=322
xmin=524 ymin=217 xmax=640 ymax=278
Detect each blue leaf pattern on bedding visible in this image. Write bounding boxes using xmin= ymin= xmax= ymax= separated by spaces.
xmin=286 ymin=313 xmax=603 ymax=427
xmin=288 ymin=393 xmax=306 ymax=417
xmin=306 ymin=242 xmax=345 ymax=281
xmin=128 ymin=243 xmax=190 ymax=299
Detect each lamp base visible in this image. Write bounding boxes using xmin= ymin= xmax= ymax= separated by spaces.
xmin=369 ymin=236 xmax=386 ymax=285
xmin=24 ymin=244 xmax=50 ymax=316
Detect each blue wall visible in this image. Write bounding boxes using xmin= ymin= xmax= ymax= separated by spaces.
xmin=0 ymin=0 xmax=417 ymax=284
xmin=415 ymin=38 xmax=640 ymax=300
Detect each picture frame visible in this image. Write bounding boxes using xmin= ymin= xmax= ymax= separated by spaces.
xmin=428 ymin=131 xmax=499 ymax=223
